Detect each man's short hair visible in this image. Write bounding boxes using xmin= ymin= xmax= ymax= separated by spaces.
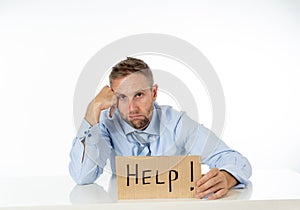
xmin=109 ymin=57 xmax=154 ymax=86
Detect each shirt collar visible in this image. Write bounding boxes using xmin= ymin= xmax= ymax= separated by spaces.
xmin=119 ymin=104 xmax=160 ymax=136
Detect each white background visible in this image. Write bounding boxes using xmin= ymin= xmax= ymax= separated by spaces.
xmin=0 ymin=0 xmax=299 ymax=178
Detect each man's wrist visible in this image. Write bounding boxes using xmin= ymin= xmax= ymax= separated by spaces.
xmin=220 ymin=170 xmax=238 ymax=189
xmin=84 ymin=116 xmax=98 ymax=126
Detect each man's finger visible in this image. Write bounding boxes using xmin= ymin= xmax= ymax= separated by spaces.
xmin=207 ymin=188 xmax=228 ymax=200
xmin=196 ymin=180 xmax=223 ymax=199
xmin=109 ymin=94 xmax=118 ymax=118
xmin=197 ymin=175 xmax=222 ymax=193
xmin=197 ymin=168 xmax=219 ymax=186
xmin=109 ymin=104 xmax=117 ymax=118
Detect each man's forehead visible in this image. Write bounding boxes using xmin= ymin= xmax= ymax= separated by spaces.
xmin=112 ymin=73 xmax=148 ymax=93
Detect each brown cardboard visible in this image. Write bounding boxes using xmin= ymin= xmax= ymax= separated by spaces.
xmin=116 ymin=156 xmax=201 ymax=199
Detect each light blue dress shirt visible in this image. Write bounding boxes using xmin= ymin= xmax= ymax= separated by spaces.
xmin=69 ymin=103 xmax=252 ymax=186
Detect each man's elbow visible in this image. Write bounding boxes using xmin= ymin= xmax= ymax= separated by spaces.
xmin=73 ymin=176 xmax=95 ymax=185
xmin=69 ymin=165 xmax=99 ymax=185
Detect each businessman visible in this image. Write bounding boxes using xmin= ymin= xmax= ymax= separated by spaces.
xmin=69 ymin=57 xmax=252 ymax=200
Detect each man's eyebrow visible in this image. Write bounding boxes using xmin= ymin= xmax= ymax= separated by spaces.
xmin=135 ymin=88 xmax=148 ymax=92
xmin=114 ymin=87 xmax=150 ymax=95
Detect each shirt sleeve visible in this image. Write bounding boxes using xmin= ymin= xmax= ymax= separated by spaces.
xmin=69 ymin=119 xmax=112 ymax=185
xmin=179 ymin=114 xmax=252 ymax=187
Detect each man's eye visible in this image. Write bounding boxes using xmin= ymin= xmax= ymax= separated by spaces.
xmin=135 ymin=92 xmax=144 ymax=98
xmin=119 ymin=95 xmax=127 ymax=101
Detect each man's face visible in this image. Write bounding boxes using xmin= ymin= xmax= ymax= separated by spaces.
xmin=111 ymin=73 xmax=158 ymax=130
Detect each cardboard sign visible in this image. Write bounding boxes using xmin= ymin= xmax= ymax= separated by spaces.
xmin=116 ymin=156 xmax=201 ymax=199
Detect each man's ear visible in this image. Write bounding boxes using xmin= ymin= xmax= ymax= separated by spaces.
xmin=152 ymin=84 xmax=158 ymax=100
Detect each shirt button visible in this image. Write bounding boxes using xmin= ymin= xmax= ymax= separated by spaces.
xmin=88 ymin=134 xmax=92 ymax=137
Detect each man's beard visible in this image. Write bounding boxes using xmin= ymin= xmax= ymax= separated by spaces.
xmin=121 ymin=106 xmax=153 ymax=130
xmin=129 ymin=116 xmax=150 ymax=130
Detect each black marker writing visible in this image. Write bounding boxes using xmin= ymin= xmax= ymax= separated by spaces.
xmin=190 ymin=161 xmax=194 ymax=191
xmin=168 ymin=170 xmax=178 ymax=192
xmin=126 ymin=164 xmax=138 ymax=186
xmin=142 ymin=169 xmax=151 ymax=184
xmin=156 ymin=170 xmax=165 ymax=184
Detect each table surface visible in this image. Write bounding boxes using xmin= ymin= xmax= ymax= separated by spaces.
xmin=1 ymin=169 xmax=300 ymax=209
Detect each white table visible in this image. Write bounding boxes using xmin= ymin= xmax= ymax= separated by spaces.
xmin=0 ymin=169 xmax=300 ymax=209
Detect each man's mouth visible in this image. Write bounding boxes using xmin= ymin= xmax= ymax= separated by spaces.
xmin=128 ymin=114 xmax=144 ymax=120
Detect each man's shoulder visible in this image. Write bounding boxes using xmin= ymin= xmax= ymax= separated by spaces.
xmin=154 ymin=103 xmax=184 ymax=122
xmin=155 ymin=103 xmax=202 ymax=129
xmin=155 ymin=103 xmax=179 ymax=113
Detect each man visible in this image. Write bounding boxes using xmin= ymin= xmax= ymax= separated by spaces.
xmin=69 ymin=57 xmax=252 ymax=200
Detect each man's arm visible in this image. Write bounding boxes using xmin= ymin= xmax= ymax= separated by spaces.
xmin=179 ymin=114 xmax=252 ymax=199
xmin=69 ymin=119 xmax=112 ymax=185
xmin=69 ymin=86 xmax=116 ymax=184
xmin=195 ymin=126 xmax=252 ymax=199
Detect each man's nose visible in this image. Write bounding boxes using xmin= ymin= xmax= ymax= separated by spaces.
xmin=128 ymin=98 xmax=137 ymax=112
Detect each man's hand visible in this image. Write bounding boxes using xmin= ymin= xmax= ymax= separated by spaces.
xmin=195 ymin=168 xmax=238 ymax=200
xmin=84 ymin=86 xmax=117 ymax=126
